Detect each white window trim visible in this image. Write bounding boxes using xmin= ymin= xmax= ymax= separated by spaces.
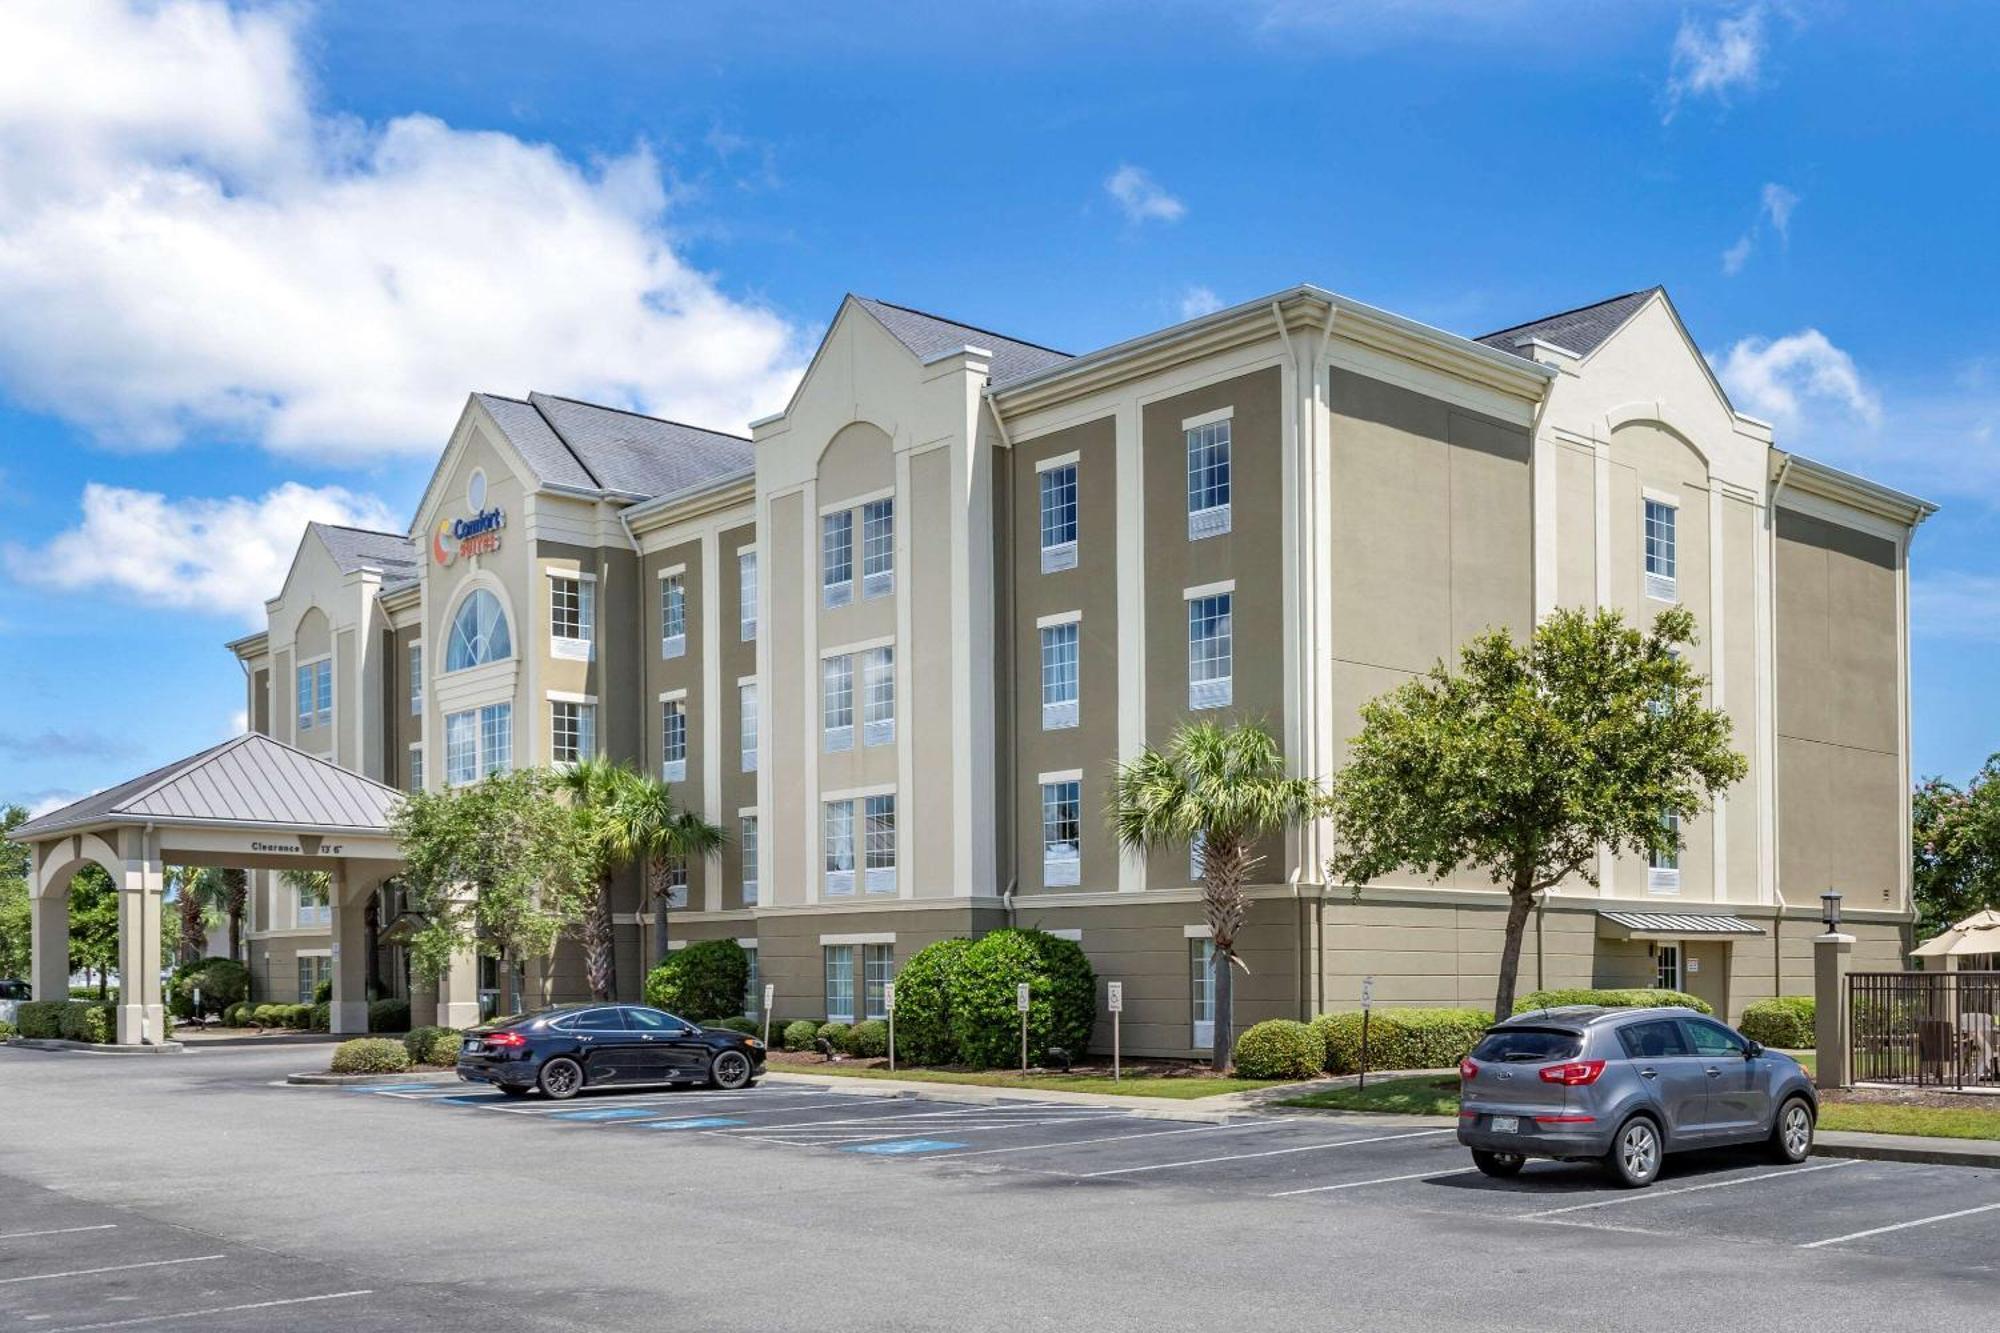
xmin=547 ymin=570 xmax=596 ymax=662
xmin=1642 ymin=486 xmax=1681 ymax=507
xmin=293 ymin=947 xmax=332 ymax=959
xmin=1183 ymin=579 xmax=1236 ymax=601
xmin=1183 ymin=923 xmax=1214 ymax=939
xmin=656 ymin=688 xmax=689 ymax=703
xmin=1038 ymin=768 xmax=1083 ymax=784
xmin=822 ymin=781 xmax=898 ymax=801
xmin=1036 ymin=608 xmax=1083 ymax=629
xmin=819 ymin=931 xmax=896 ymax=946
xmin=408 ymin=639 xmax=424 ymax=717
xmin=656 ymin=563 xmax=687 ymax=579
xmin=546 ymin=690 xmax=597 ymax=704
xmin=819 ymin=487 xmax=895 ymax=514
xmin=545 ymin=568 xmax=599 ymax=582
xmin=1182 ymin=405 xmax=1234 ymax=431
xmin=821 ymin=634 xmax=896 ymax=657
xmin=295 ymin=652 xmax=333 ymax=734
xmin=1034 ymin=450 xmax=1081 ymax=474
xmin=1045 ymin=928 xmax=1082 ymax=942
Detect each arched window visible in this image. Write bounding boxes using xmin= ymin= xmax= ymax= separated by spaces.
xmin=445 ymin=589 xmax=512 ymax=671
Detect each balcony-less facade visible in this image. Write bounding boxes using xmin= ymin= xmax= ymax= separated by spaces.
xmin=226 ymin=286 xmax=1932 ymax=1051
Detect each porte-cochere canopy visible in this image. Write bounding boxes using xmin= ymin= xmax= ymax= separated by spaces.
xmin=11 ymin=733 xmax=410 ymax=1044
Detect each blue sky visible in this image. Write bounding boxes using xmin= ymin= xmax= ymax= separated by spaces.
xmin=3 ymin=0 xmax=1997 ymax=815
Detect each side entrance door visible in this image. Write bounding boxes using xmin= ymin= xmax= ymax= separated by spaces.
xmin=1682 ymin=941 xmax=1730 ymax=1017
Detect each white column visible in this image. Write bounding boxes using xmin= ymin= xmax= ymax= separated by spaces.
xmin=329 ymin=868 xmax=370 ymax=1034
xmin=30 ymin=887 xmax=69 ymax=1002
xmin=1114 ymin=397 xmax=1146 ymax=893
xmin=116 ymin=829 xmax=164 ymax=1045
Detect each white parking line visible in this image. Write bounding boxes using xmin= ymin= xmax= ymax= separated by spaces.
xmin=0 ymin=1255 xmax=225 ymax=1285
xmin=1800 ymin=1200 xmax=2000 ymax=1250
xmin=42 ymin=1290 xmax=374 ymax=1331
xmin=1076 ymin=1128 xmax=1456 ymax=1178
xmin=710 ymin=1102 xmax=1085 ymax=1133
xmin=0 ymin=1224 xmax=118 ymax=1241
xmin=915 ymin=1119 xmax=1287 ymax=1160
xmin=1516 ymin=1160 xmax=1854 ymax=1219
xmin=638 ymin=1095 xmax=915 ymax=1122
xmin=1270 ymin=1167 xmax=1476 ymax=1197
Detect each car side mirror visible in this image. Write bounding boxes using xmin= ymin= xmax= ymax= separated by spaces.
xmin=1744 ymin=1040 xmax=1764 ymax=1058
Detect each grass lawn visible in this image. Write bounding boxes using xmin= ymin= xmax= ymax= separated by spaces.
xmin=1818 ymin=1102 xmax=2000 ymax=1141
xmin=769 ymin=1061 xmax=1285 ymax=1100
xmin=1276 ymin=1076 xmax=1461 ymax=1115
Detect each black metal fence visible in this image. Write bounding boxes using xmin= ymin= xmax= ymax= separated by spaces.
xmin=1850 ymin=970 xmax=2000 ymax=1089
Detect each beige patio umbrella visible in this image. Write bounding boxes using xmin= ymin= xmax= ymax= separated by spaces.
xmin=1912 ymin=908 xmax=2000 ymax=964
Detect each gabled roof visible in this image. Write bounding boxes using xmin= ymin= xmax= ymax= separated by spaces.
xmin=311 ymin=523 xmax=419 ymax=580
xmin=1476 ymin=288 xmax=1661 ymax=361
xmin=470 ymin=392 xmax=753 ymax=501
xmin=851 ymin=296 xmax=1071 ymax=387
xmin=11 ymin=733 xmax=402 ymax=840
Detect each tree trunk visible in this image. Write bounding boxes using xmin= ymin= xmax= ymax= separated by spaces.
xmin=584 ymin=871 xmax=616 ymax=1001
xmin=1491 ymin=865 xmax=1538 ymax=1022
xmin=1213 ymin=947 xmax=1235 ymax=1072
xmin=223 ymin=868 xmax=247 ymax=962
xmin=363 ymin=894 xmax=382 ymax=1001
xmin=1203 ymin=838 xmax=1253 ymax=1073
xmin=650 ymin=857 xmax=672 ymax=968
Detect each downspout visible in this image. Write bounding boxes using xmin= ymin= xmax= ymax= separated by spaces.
xmin=988 ymin=391 xmax=1020 ymax=929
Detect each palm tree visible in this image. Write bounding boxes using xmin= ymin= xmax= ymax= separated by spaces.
xmin=169 ymin=865 xmax=211 ymax=964
xmin=219 ymin=868 xmax=249 ymax=961
xmin=610 ymin=772 xmax=726 ymax=966
xmin=556 ymin=756 xmax=639 ymax=1001
xmin=1112 ymin=720 xmax=1329 ymax=1071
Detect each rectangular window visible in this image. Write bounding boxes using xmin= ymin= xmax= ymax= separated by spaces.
xmin=445 ymin=710 xmax=477 ymax=785
xmin=1039 ymin=462 xmax=1078 ymax=573
xmin=1190 ymin=829 xmax=1207 ymax=884
xmin=296 ymin=954 xmax=330 ymax=1003
xmin=551 ymin=700 xmax=595 ymax=765
xmin=1041 ymin=780 xmax=1082 ymax=887
xmin=822 ymin=654 xmax=854 ymax=752
xmin=296 ymin=663 xmax=313 ymax=732
xmin=408 ymin=642 xmax=423 ymax=716
xmin=863 ymin=943 xmax=894 ymax=1020
xmin=862 ymin=647 xmax=895 ymax=747
xmin=740 ymin=815 xmax=759 ymax=906
xmin=743 ymin=945 xmax=760 ymax=1016
xmin=1655 ymin=942 xmax=1681 ymax=991
xmin=1187 ymin=419 xmax=1232 ymax=539
xmin=408 ymin=745 xmax=424 ymax=794
xmin=660 ymin=856 xmax=689 ymax=910
xmin=822 ymin=510 xmax=853 ymax=608
xmin=477 ymin=703 xmax=511 ymax=777
xmin=551 ymin=576 xmax=594 ymax=660
xmin=861 ymin=498 xmax=894 ymax=598
xmin=1040 ymin=621 xmax=1079 ymax=730
xmin=296 ymin=882 xmax=330 ymax=930
xmin=738 ymin=549 xmax=758 ymax=641
xmin=823 ymin=800 xmax=855 ymax=897
xmin=1648 ymin=811 xmax=1681 ymax=893
xmin=1644 ymin=499 xmax=1677 ymax=601
xmin=824 ymin=944 xmax=855 ymax=1022
xmin=1188 ymin=593 xmax=1233 ymax=710
xmin=864 ymin=794 xmax=897 ymax=895
xmin=1190 ymin=937 xmax=1216 ymax=1048
xmin=660 ymin=574 xmax=686 ymax=659
xmin=661 ymin=699 xmax=687 ymax=783
xmin=739 ymin=682 xmax=758 ymax=772
xmin=313 ymin=659 xmax=332 ymax=730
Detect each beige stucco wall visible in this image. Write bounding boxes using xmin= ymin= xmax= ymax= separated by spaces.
xmin=908 ymin=446 xmax=957 ymax=899
xmin=764 ymin=489 xmax=807 ymax=906
xmin=718 ymin=521 xmax=760 ymax=911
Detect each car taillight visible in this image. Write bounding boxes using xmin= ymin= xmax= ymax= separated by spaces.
xmin=485 ymin=1031 xmax=526 ymax=1048
xmin=1538 ymin=1059 xmax=1607 ymax=1086
xmin=1459 ymin=1058 xmax=1479 ymax=1080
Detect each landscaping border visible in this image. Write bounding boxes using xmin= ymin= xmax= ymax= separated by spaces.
xmin=7 ymin=1037 xmax=185 ymax=1055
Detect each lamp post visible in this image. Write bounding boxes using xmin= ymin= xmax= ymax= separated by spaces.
xmin=1820 ymin=889 xmax=1843 ymax=934
xmin=1813 ymin=886 xmax=1853 ymax=1091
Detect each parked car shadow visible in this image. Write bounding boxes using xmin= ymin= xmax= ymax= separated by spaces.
xmin=1428 ymin=1143 xmax=1788 ymax=1194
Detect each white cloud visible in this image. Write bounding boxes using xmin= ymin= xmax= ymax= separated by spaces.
xmin=1177 ymin=286 xmax=1223 ymax=320
xmin=1721 ymin=181 xmax=1799 ymax=275
xmin=229 ymin=709 xmax=248 ymax=737
xmin=1912 ymin=572 xmax=2000 ymax=643
xmin=3 ymin=481 xmax=399 ymax=621
xmin=23 ymin=788 xmax=99 ymax=820
xmin=0 ymin=1 xmax=804 ymax=460
xmin=1105 ymin=165 xmax=1186 ymax=225
xmin=1666 ymin=4 xmax=1768 ymax=120
xmin=1721 ymin=233 xmax=1755 ymax=276
xmin=1717 ymin=329 xmax=1880 ymax=430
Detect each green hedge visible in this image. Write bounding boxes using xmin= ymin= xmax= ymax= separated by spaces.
xmin=1314 ymin=1008 xmax=1494 ymax=1075
xmin=946 ymin=929 xmax=1097 ymax=1069
xmin=308 ymin=1002 xmax=331 ymax=1033
xmin=16 ymin=1000 xmax=65 ymax=1039
xmin=330 ymin=1038 xmax=411 ymax=1074
xmin=0 ymin=1019 xmax=13 ymax=1041
xmin=368 ymin=999 xmax=411 ymax=1034
xmin=313 ymin=977 xmax=333 ymax=1004
xmin=58 ymin=1000 xmax=116 ymax=1043
xmin=403 ymin=1026 xmax=463 ymax=1066
xmin=1232 ymin=1020 xmax=1326 ymax=1080
xmin=816 ymin=1021 xmax=852 ymax=1053
xmin=888 ymin=938 xmax=973 ymax=1066
xmin=1514 ymin=988 xmax=1712 ymax=1015
xmin=167 ymin=958 xmax=250 ymax=1019
xmin=644 ymin=940 xmax=750 ymax=1023
xmin=848 ymin=1018 xmax=889 ymax=1059
xmin=1739 ymin=996 xmax=1815 ymax=1048
xmin=781 ymin=1019 xmax=819 ymax=1052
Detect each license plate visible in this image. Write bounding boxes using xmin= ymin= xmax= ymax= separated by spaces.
xmin=462 ymin=1039 xmax=479 ymax=1053
xmin=1490 ymin=1116 xmax=1519 ymax=1133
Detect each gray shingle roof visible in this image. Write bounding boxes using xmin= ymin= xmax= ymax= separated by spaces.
xmin=10 ymin=733 xmax=402 ymax=840
xmin=473 ymin=393 xmax=598 ymax=492
xmin=852 ymin=296 xmax=1071 ymax=387
xmin=311 ymin=523 xmax=419 ymax=579
xmin=472 ymin=393 xmax=752 ymax=502
xmin=1476 ymin=288 xmax=1660 ymax=361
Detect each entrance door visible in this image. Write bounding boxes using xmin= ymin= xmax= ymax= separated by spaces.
xmin=1682 ymin=941 xmax=1730 ymax=1017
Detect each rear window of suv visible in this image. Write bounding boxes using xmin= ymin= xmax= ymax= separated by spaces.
xmin=1471 ymin=1028 xmax=1583 ymax=1062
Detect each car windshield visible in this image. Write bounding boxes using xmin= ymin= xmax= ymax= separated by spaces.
xmin=1472 ymin=1028 xmax=1583 ymax=1062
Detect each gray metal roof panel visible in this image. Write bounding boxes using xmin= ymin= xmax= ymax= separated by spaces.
xmin=1599 ymin=910 xmax=1765 ymax=936
xmin=1476 ymin=288 xmax=1660 ymax=361
xmin=851 ymin=297 xmax=1072 ymax=387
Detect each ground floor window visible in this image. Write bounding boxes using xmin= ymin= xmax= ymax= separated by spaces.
xmin=743 ymin=946 xmax=760 ymax=1017
xmin=295 ymin=878 xmax=329 ymax=929
xmin=1190 ymin=937 xmax=1215 ymax=1049
xmin=1656 ymin=943 xmax=1682 ymax=991
xmin=740 ymin=815 xmax=759 ymax=906
xmin=296 ymin=953 xmax=329 ymax=1003
xmin=824 ymin=945 xmax=855 ymax=1023
xmin=862 ymin=943 xmax=894 ymax=1021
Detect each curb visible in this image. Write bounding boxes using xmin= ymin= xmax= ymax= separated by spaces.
xmin=758 ymin=1070 xmax=1259 ymax=1121
xmin=1812 ymin=1130 xmax=2000 ymax=1169
xmin=6 ymin=1038 xmax=186 ymax=1055
xmin=286 ymin=1070 xmax=461 ymax=1086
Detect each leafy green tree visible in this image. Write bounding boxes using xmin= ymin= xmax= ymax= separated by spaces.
xmin=67 ymin=864 xmax=120 ymax=996
xmin=1325 ymin=606 xmax=1748 ymax=1021
xmin=0 ymin=804 xmax=30 ymax=979
xmin=610 ymin=771 xmax=725 ymax=966
xmin=1113 ymin=720 xmax=1328 ymax=1071
xmin=1913 ymin=757 xmax=2000 ymax=936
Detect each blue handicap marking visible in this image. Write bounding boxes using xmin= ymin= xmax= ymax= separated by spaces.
xmin=845 ymin=1139 xmax=965 ymax=1155
xmin=551 ymin=1106 xmax=666 ymax=1122
xmin=636 ymin=1116 xmax=745 ymax=1130
xmin=341 ymin=1084 xmax=432 ymax=1095
xmin=439 ymin=1094 xmax=509 ymax=1105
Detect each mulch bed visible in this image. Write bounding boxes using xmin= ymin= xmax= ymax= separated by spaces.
xmin=1823 ymin=1085 xmax=2000 ymax=1110
xmin=763 ymin=1050 xmax=1222 ymax=1079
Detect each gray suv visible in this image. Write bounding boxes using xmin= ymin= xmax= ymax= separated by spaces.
xmin=1457 ymin=1006 xmax=1817 ymax=1188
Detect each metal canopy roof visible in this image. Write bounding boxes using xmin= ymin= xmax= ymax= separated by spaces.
xmin=1597 ymin=910 xmax=1767 ymax=941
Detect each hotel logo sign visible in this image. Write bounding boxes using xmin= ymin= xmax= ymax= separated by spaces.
xmin=434 ymin=468 xmax=506 ymax=567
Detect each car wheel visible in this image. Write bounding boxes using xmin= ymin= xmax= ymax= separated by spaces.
xmin=498 ymin=1084 xmax=531 ymax=1098
xmin=1471 ymin=1149 xmax=1525 ymax=1178
xmin=1604 ymin=1115 xmax=1663 ymax=1188
xmin=710 ymin=1049 xmax=753 ymax=1090
xmin=1769 ymin=1096 xmax=1814 ymax=1163
xmin=538 ymin=1057 xmax=584 ymax=1101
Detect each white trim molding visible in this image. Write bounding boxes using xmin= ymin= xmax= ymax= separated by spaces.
xmin=818 ymin=931 xmax=896 ymax=946
xmin=1182 ymin=405 xmax=1234 ymax=431
xmin=1183 ymin=578 xmax=1236 ymax=601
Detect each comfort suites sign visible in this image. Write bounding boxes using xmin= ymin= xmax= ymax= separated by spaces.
xmin=433 ymin=468 xmax=506 ymax=566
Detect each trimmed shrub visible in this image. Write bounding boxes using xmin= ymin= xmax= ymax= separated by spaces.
xmin=313 ymin=977 xmax=333 ymax=1004
xmin=644 ymin=940 xmax=750 ymax=1024
xmin=1739 ymin=996 xmax=1815 ymax=1049
xmin=221 ymin=1001 xmax=250 ymax=1027
xmin=16 ymin=1000 xmax=65 ymax=1040
xmin=60 ymin=1000 xmax=116 ymax=1044
xmin=947 ymin=929 xmax=1097 ymax=1070
xmin=848 ymin=1018 xmax=889 ymax=1059
xmin=1314 ymin=1008 xmax=1493 ymax=1075
xmin=403 ymin=1025 xmax=464 ymax=1065
xmin=368 ymin=999 xmax=411 ymax=1034
xmin=1514 ymin=988 xmax=1712 ymax=1016
xmin=308 ymin=1002 xmax=331 ymax=1033
xmin=816 ymin=1021 xmax=852 ymax=1054
xmin=889 ymin=937 xmax=973 ymax=1066
xmin=781 ymin=1019 xmax=819 ymax=1052
xmin=0 ymin=1019 xmax=12 ymax=1040
xmin=1232 ymin=1020 xmax=1327 ymax=1080
xmin=330 ymin=1037 xmax=411 ymax=1075
xmin=167 ymin=958 xmax=250 ymax=1019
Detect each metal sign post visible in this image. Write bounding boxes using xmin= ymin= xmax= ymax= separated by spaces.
xmin=1017 ymin=982 xmax=1031 ymax=1073
xmin=1107 ymin=982 xmax=1124 ymax=1083
xmin=1359 ymin=975 xmax=1375 ymax=1091
xmin=761 ymin=983 xmax=775 ymax=1048
xmin=885 ymin=981 xmax=897 ymax=1073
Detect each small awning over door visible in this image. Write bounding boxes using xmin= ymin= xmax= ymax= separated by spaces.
xmin=1596 ymin=910 xmax=1767 ymax=942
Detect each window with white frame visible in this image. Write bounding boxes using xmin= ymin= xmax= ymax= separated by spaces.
xmin=822 ymin=510 xmax=853 ymax=608
xmin=863 ymin=943 xmax=894 ymax=1020
xmin=296 ymin=880 xmax=330 ymax=930
xmin=822 ymin=654 xmax=854 ymax=752
xmin=864 ymin=794 xmax=897 ymax=894
xmin=739 ymin=682 xmax=758 ymax=772
xmin=445 ymin=710 xmax=477 ymax=785
xmin=1190 ymin=937 xmax=1216 ymax=1048
xmin=659 ymin=573 xmax=686 ymax=658
xmin=407 ymin=744 xmax=424 ymax=794
xmin=1648 ymin=811 xmax=1681 ymax=893
xmin=661 ymin=856 xmax=689 ymax=910
xmin=550 ymin=575 xmax=594 ymax=659
xmin=661 ymin=698 xmax=687 ymax=783
xmin=823 ymin=800 xmax=855 ymax=896
xmin=296 ymin=657 xmax=332 ymax=733
xmin=477 ymin=703 xmax=511 ymax=777
xmin=1039 ymin=461 xmax=1078 ymax=573
xmin=1187 ymin=592 xmax=1233 ymax=709
xmin=296 ymin=953 xmax=330 ymax=1003
xmin=1190 ymin=829 xmax=1207 ymax=884
xmin=1655 ymin=942 xmax=1681 ymax=991
xmin=738 ymin=549 xmax=758 ymax=641
xmin=295 ymin=662 xmax=313 ymax=732
xmin=740 ymin=815 xmax=759 ymax=906
xmin=1041 ymin=779 xmax=1081 ymax=887
xmin=743 ymin=944 xmax=760 ymax=1015
xmin=861 ymin=498 xmax=894 ymax=598
xmin=1040 ymin=620 xmax=1079 ymax=730
xmin=1186 ymin=418 xmax=1232 ymax=539
xmin=824 ymin=945 xmax=855 ymax=1022
xmin=551 ymin=699 xmax=595 ymax=765
xmin=862 ymin=647 xmax=894 ymax=747
xmin=408 ymin=642 xmax=423 ymax=715
xmin=445 ymin=590 xmax=512 ymax=671
xmin=1644 ymin=499 xmax=1677 ymax=601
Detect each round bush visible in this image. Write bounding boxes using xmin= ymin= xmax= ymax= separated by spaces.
xmin=312 ymin=976 xmax=333 ymax=1004
xmin=221 ymin=1001 xmax=250 ymax=1027
xmin=890 ymin=938 xmax=973 ymax=1066
xmin=781 ymin=1019 xmax=819 ymax=1052
xmin=16 ymin=1000 xmax=65 ymax=1040
xmin=167 ymin=958 xmax=250 ymax=1019
xmin=368 ymin=999 xmax=411 ymax=1034
xmin=1314 ymin=1007 xmax=1493 ymax=1075
xmin=644 ymin=940 xmax=750 ymax=1023
xmin=848 ymin=1019 xmax=889 ymax=1059
xmin=1512 ymin=988 xmax=1712 ymax=1016
xmin=308 ymin=1002 xmax=331 ymax=1033
xmin=403 ymin=1025 xmax=465 ymax=1065
xmin=815 ymin=1021 xmax=852 ymax=1053
xmin=947 ymin=929 xmax=1096 ymax=1070
xmin=330 ymin=1037 xmax=411 ymax=1075
xmin=60 ymin=1000 xmax=116 ymax=1044
xmin=1739 ymin=996 xmax=1815 ymax=1049
xmin=1232 ymin=1020 xmax=1326 ymax=1080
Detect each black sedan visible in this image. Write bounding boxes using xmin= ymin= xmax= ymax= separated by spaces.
xmin=456 ymin=1003 xmax=765 ymax=1099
